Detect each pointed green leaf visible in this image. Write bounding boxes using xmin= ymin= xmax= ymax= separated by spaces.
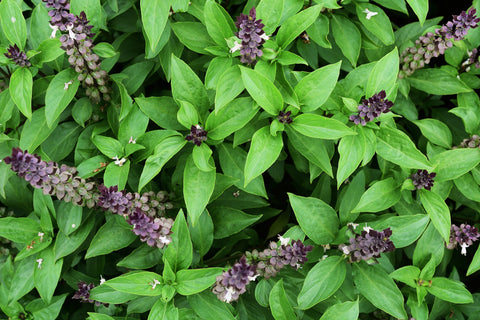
xmin=10 ymin=67 xmax=32 ymax=119
xmin=0 ymin=0 xmax=27 ymax=49
xmin=356 ymin=3 xmax=395 ymax=45
xmin=431 ymin=148 xmax=480 ymax=182
xmin=204 ymin=0 xmax=236 ymax=46
xmin=291 ymin=114 xmax=355 ymax=140
xmin=276 ymin=5 xmax=322 ymax=48
xmin=105 ymin=271 xmax=163 ymax=296
xmin=140 ymin=0 xmax=170 ymax=52
xmin=406 ymin=0 xmax=428 ymax=25
xmin=269 ymin=279 xmax=296 ymax=320
xmin=427 ymin=277 xmax=473 ymax=304
xmin=419 ymin=190 xmax=450 ymax=243
xmin=337 ymin=133 xmax=364 ymax=188
xmin=45 ymin=68 xmax=80 ymax=127
xmin=241 ymin=67 xmax=283 ymax=115
xmin=352 ymin=178 xmax=400 ymax=213
xmin=331 ymin=15 xmax=361 ymax=67
xmin=366 ymin=47 xmax=399 ymax=97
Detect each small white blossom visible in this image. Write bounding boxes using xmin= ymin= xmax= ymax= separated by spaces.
xmin=341 ymin=246 xmax=351 ymax=255
xmin=11 ymin=17 xmax=16 ymax=23
xmin=347 ymin=222 xmax=359 ymax=230
xmin=113 ymin=156 xmax=127 ymax=166
xmin=38 ymin=232 xmax=44 ymax=242
xmin=36 ymin=258 xmax=43 ymax=269
xmin=260 ymin=33 xmax=270 ymax=41
xmin=159 ymin=236 xmax=171 ymax=245
xmin=224 ymin=287 xmax=236 ymax=303
xmin=363 ymin=226 xmax=373 ymax=233
xmin=66 ymin=24 xmax=77 ymax=40
xmin=461 ymin=243 xmax=469 ymax=256
xmin=278 ymin=235 xmax=290 ymax=246
xmin=322 ymin=255 xmax=329 ymax=260
xmin=229 ymin=41 xmax=242 ymax=53
xmin=150 ymin=278 xmax=161 ymax=289
xmin=71 ymin=224 xmax=76 ymax=228
xmin=49 ymin=24 xmax=59 ymax=39
xmin=248 ymin=274 xmax=260 ymax=281
xmin=128 ymin=136 xmax=136 ymax=144
xmin=100 ymin=275 xmax=106 ymax=285
xmin=64 ymin=80 xmax=73 ymax=90
xmin=363 ymin=8 xmax=378 ymax=20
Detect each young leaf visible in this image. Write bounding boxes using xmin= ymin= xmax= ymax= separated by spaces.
xmin=104 ymin=271 xmax=163 ymax=296
xmin=45 ymin=69 xmax=80 ymax=127
xmin=319 ymin=300 xmax=359 ymax=320
xmin=148 ymin=300 xmax=179 ymax=320
xmin=241 ymin=67 xmax=283 ymax=115
xmin=290 ymin=113 xmax=355 ymax=140
xmin=177 ymin=100 xmax=199 ymax=129
xmin=215 ymin=66 xmax=245 ymax=113
xmin=356 ymin=3 xmax=395 ymax=45
xmin=192 ymin=143 xmax=215 ymax=172
xmin=297 ymin=256 xmax=347 ymax=309
xmin=353 ymin=263 xmax=407 ymax=320
xmin=210 ymin=207 xmax=262 ymax=239
xmin=188 ymin=291 xmax=236 ymax=320
xmin=140 ymin=0 xmax=170 ymax=52
xmin=34 ymin=246 xmax=63 ymax=304
xmin=288 ymin=193 xmax=339 ymax=244
xmin=163 ymin=210 xmax=193 ymax=272
xmin=269 ymin=279 xmax=296 ymax=320
xmin=430 ymin=148 xmax=480 ymax=182
xmin=19 ymin=109 xmax=58 ymax=151
xmin=376 ymin=126 xmax=432 ymax=170
xmin=294 ymin=61 xmax=341 ymax=112
xmin=331 ymin=14 xmax=361 ymax=67
xmin=92 ymin=135 xmax=124 ymax=159
xmin=244 ymin=126 xmax=284 ymax=186
xmin=184 ymin=155 xmax=216 ymax=226
xmin=406 ymin=0 xmax=428 ymax=25
xmin=35 ymin=39 xmax=64 ymax=64
xmin=171 ymin=22 xmax=216 ymax=55
xmin=366 ymin=47 xmax=399 ymax=97
xmin=337 ymin=133 xmax=364 ymax=188
xmin=175 ymin=268 xmax=223 ymax=295
xmin=419 ymin=190 xmax=451 ymax=243
xmin=9 ymin=67 xmax=32 ymax=119
xmin=276 ymin=5 xmax=322 ymax=48
xmin=352 ymin=178 xmax=401 ymax=213
xmin=427 ymin=277 xmax=473 ymax=304
xmin=188 ymin=209 xmax=214 ymax=256
xmin=408 ymin=69 xmax=471 ymax=95
xmin=412 ymin=119 xmax=452 ymax=148
xmin=136 ymin=96 xmax=183 ymax=130
xmin=256 ymin=0 xmax=284 ymax=34
xmin=204 ymin=0 xmax=236 ymax=46
xmin=0 ymin=0 xmax=27 ymax=49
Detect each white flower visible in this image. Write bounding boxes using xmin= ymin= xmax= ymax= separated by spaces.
xmin=347 ymin=222 xmax=359 ymax=230
xmin=229 ymin=41 xmax=242 ymax=53
xmin=363 ymin=226 xmax=373 ymax=233
xmin=260 ymin=33 xmax=270 ymax=41
xmin=66 ymin=24 xmax=76 ymax=40
xmin=322 ymin=255 xmax=329 ymax=260
xmin=150 ymin=278 xmax=161 ymax=289
xmin=224 ymin=287 xmax=236 ymax=303
xmin=64 ymin=80 xmax=73 ymax=90
xmin=128 ymin=136 xmax=136 ymax=144
xmin=461 ymin=243 xmax=469 ymax=256
xmin=38 ymin=232 xmax=44 ymax=242
xmin=100 ymin=275 xmax=106 ymax=285
xmin=278 ymin=235 xmax=290 ymax=246
xmin=36 ymin=259 xmax=43 ymax=269
xmin=248 ymin=274 xmax=259 ymax=281
xmin=71 ymin=224 xmax=76 ymax=228
xmin=159 ymin=236 xmax=171 ymax=245
xmin=363 ymin=8 xmax=378 ymax=20
xmin=11 ymin=17 xmax=16 ymax=23
xmin=113 ymin=156 xmax=127 ymax=166
xmin=49 ymin=24 xmax=59 ymax=39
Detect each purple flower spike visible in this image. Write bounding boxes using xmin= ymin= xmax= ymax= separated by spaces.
xmin=212 ymin=256 xmax=257 ymax=303
xmin=96 ymin=185 xmax=133 ymax=215
xmin=235 ymin=7 xmax=268 ymax=64
xmin=339 ymin=227 xmax=395 ymax=262
xmin=185 ymin=125 xmax=208 ymax=146
xmin=3 ymin=148 xmax=54 ymax=188
xmin=72 ymin=281 xmax=108 ymax=306
xmin=438 ymin=9 xmax=480 ymax=41
xmin=127 ymin=209 xmax=173 ymax=249
xmin=447 ymin=224 xmax=480 ymax=255
xmin=349 ymin=90 xmax=393 ymax=125
xmin=278 ymin=111 xmax=293 ymax=124
xmin=410 ymin=169 xmax=436 ymax=190
xmin=4 ymin=44 xmax=31 ymax=67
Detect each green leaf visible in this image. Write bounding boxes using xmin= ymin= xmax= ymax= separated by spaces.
xmin=210 ymin=207 xmax=262 ymax=239
xmin=390 ymin=266 xmax=421 ymax=288
xmin=406 ymin=0 xmax=428 ymax=25
xmin=175 ymin=268 xmax=223 ymax=295
xmin=88 ymin=313 xmax=115 ymax=320
xmin=92 ymin=42 xmax=117 ymax=58
xmin=89 ymin=285 xmax=138 ymax=304
xmin=288 ymin=193 xmax=339 ymax=244
xmin=215 ymin=66 xmax=245 ymax=113
xmin=467 ymin=244 xmax=480 ymax=275
xmin=54 ymin=215 xmax=95 ymax=261
xmin=297 ymin=256 xmax=346 ymax=310
xmin=104 ymin=161 xmax=130 ymax=190
xmin=419 ymin=190 xmax=451 ymax=243
xmin=192 ymin=143 xmax=215 ymax=172
xmin=118 ymin=105 xmax=149 ymax=144
xmin=353 ymin=263 xmax=407 ymax=319
xmin=307 ymin=14 xmax=331 ymax=48
xmin=356 ymin=3 xmax=395 ymax=45
xmin=0 ymin=0 xmax=27 ymax=49
xmin=136 ymin=96 xmax=183 ymax=130
xmin=184 ymin=155 xmax=216 ymax=226
xmin=85 ymin=215 xmax=137 ymax=259
xmin=138 ymin=136 xmax=187 ymax=192
xmin=70 ymin=0 xmax=105 ymax=33
xmin=92 ymin=135 xmax=123 ymax=158
xmin=104 ymin=271 xmax=163 ymax=296
xmin=373 ymin=0 xmax=408 ymax=14
xmin=431 ymin=148 xmax=480 ymax=182
xmin=45 ymin=68 xmax=80 ymax=127
xmin=204 ymin=0 xmax=236 ymax=46
xmin=72 ymin=97 xmax=93 ymax=127
xmin=331 ymin=14 xmax=361 ymax=67
xmin=188 ymin=209 xmax=214 ymax=256
xmin=412 ymin=119 xmax=452 ymax=148
xmin=257 ymin=0 xmax=284 ymax=34
xmin=163 ymin=210 xmax=193 ymax=271
xmin=8 ymin=256 xmax=35 ymax=303
xmin=290 ymin=113 xmax=355 ymax=140
xmin=34 ymin=246 xmax=63 ymax=304
xmin=294 ymin=61 xmax=341 ymax=112
xmin=276 ymin=5 xmax=322 ymax=48
xmin=205 ymin=57 xmax=232 ymax=90
xmin=0 ymin=217 xmax=41 ymax=243
xmin=171 ymin=22 xmax=215 ymax=55
xmin=35 ymin=39 xmax=64 ymax=64
xmin=29 ymin=4 xmax=51 ymax=49
xmin=56 ymin=202 xmax=82 ymax=236
xmin=117 ymin=245 xmax=162 ymax=270
xmin=43 ymin=121 xmax=82 ymax=161
xmin=140 ymin=0 xmax=170 ymax=52
xmin=9 ymin=67 xmax=33 ymax=120
xmin=366 ymin=47 xmax=399 ymax=97
xmin=26 ymin=294 xmax=67 ymax=320
xmin=413 ymin=223 xmax=444 ymax=268
xmin=352 ymin=178 xmax=400 ymax=213
xmin=450 ymin=92 xmax=480 ymax=134
xmin=148 ymin=300 xmax=179 ymax=320
xmin=319 ymin=301 xmax=359 ymax=320
xmin=454 ymin=172 xmax=480 ymax=202
xmin=218 ymin=143 xmax=268 ymax=198
xmin=177 ymin=100 xmax=199 ymax=129
xmin=171 ymin=55 xmax=210 ymax=115
xmin=19 ymin=109 xmax=58 ymax=151
xmin=285 ymin=127 xmax=333 ymax=177
xmin=337 ymin=133 xmax=364 ymax=188
xmin=370 ymin=214 xmax=429 ymax=248
xmin=269 ymin=279 xmax=296 ymax=320
xmin=188 ymin=291 xmax=236 ymax=320
xmin=207 ymin=97 xmax=259 ymax=140
xmin=427 ymin=277 xmax=473 ymax=304
xmin=241 ymin=67 xmax=283 ymax=115
xmin=408 ymin=69 xmax=471 ymax=95
xmin=376 ymin=126 xmax=432 ymax=170
xmin=339 ymin=171 xmax=365 ymax=224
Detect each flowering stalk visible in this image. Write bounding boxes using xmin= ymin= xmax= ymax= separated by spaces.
xmin=42 ymin=0 xmax=110 ymax=103
xmin=212 ymin=235 xmax=312 ymax=303
xmin=339 ymin=226 xmax=395 ymax=262
xmin=72 ymin=281 xmax=108 ymax=307
xmin=399 ymin=9 xmax=480 ymax=78
xmin=3 ymin=148 xmax=173 ymax=248
xmin=4 ymin=44 xmax=31 ymax=67
xmin=454 ymin=134 xmax=480 ymax=148
xmin=233 ymin=7 xmax=269 ymax=65
xmin=447 ymin=223 xmax=479 ymax=255
xmin=349 ymin=90 xmax=393 ymax=126
xmin=410 ymin=169 xmax=436 ymax=191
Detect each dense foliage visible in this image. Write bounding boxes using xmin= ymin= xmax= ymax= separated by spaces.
xmin=1 ymin=0 xmax=480 ymax=319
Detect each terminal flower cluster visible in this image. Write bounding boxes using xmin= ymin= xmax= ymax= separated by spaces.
xmin=4 ymin=44 xmax=31 ymax=67
xmin=399 ymin=9 xmax=480 ymax=77
xmin=3 ymin=148 xmax=173 ymax=248
xmin=185 ymin=125 xmax=208 ymax=146
xmin=42 ymin=0 xmax=110 ymax=103
xmin=234 ymin=7 xmax=269 ymax=64
xmin=212 ymin=256 xmax=257 ymax=303
xmin=349 ymin=90 xmax=393 ymax=126
xmin=410 ymin=169 xmax=436 ymax=191
xmin=455 ymin=134 xmax=480 ymax=148
xmin=447 ymin=223 xmax=479 ymax=255
xmin=339 ymin=227 xmax=395 ymax=262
